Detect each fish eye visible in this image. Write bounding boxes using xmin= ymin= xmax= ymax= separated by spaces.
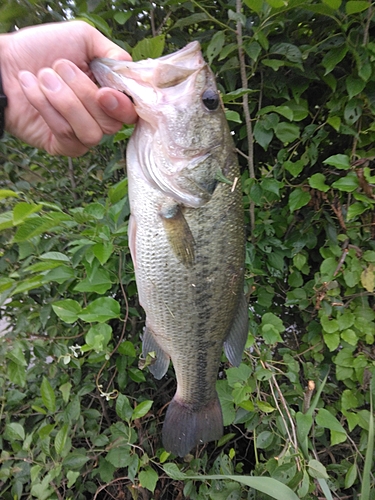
xmin=202 ymin=89 xmax=220 ymax=111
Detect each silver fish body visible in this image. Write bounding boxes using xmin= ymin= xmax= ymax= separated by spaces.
xmin=91 ymin=42 xmax=248 ymax=457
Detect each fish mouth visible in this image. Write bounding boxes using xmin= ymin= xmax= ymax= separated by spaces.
xmin=90 ymin=41 xmax=206 ymax=104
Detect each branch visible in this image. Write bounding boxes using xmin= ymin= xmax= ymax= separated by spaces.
xmin=236 ymin=0 xmax=255 ymax=238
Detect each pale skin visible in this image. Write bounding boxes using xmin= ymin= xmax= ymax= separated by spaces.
xmin=0 ymin=20 xmax=137 ymax=157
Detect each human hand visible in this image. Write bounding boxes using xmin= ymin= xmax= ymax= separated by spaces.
xmin=0 ymin=20 xmax=137 ymax=156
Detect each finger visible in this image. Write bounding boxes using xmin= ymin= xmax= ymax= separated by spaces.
xmin=38 ymin=67 xmax=105 ymax=150
xmin=96 ymin=87 xmax=138 ymax=125
xmin=53 ymin=59 xmax=135 ymax=133
xmin=18 ymin=70 xmax=87 ymax=157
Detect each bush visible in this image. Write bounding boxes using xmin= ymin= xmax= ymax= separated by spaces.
xmin=0 ymin=1 xmax=374 ymax=499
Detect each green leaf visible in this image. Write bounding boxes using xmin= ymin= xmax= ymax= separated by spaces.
xmin=55 ymin=424 xmax=69 ymax=456
xmin=132 ymin=35 xmax=165 ymax=61
xmin=346 ymin=0 xmax=369 ymax=14
xmin=284 ymin=159 xmax=305 ymax=177
xmin=116 ymin=394 xmax=133 ymax=422
xmin=114 ymin=11 xmax=132 ymax=25
xmin=83 ymin=323 xmax=112 ymax=352
xmin=74 ymin=268 xmax=113 ymax=295
xmin=316 ymin=408 xmax=347 ymax=444
xmin=332 ymin=172 xmax=359 ymax=192
xmin=323 ymin=154 xmax=351 ymax=169
xmin=322 ymin=45 xmax=348 ymax=75
xmin=132 ymin=400 xmax=153 ymax=420
xmin=288 ymin=188 xmax=311 ymax=212
xmin=344 ymin=463 xmax=357 ymax=489
xmin=173 ymin=474 xmax=299 ymax=500
xmin=78 ymin=297 xmax=121 ymax=323
xmin=139 ymin=467 xmax=158 ymax=493
xmin=6 ymin=343 xmax=27 ymax=366
xmin=274 ymin=122 xmax=300 ymax=143
xmin=346 ymin=75 xmax=366 ymax=99
xmin=92 ymin=241 xmax=114 ymax=265
xmin=254 ymin=120 xmax=274 ymax=150
xmin=0 ymin=189 xmax=19 ymax=200
xmin=308 ymin=459 xmax=329 ymax=479
xmin=62 ymin=451 xmax=90 ymax=469
xmin=207 ymin=30 xmax=225 ymax=64
xmin=173 ymin=13 xmax=208 ymax=29
xmin=52 ymin=299 xmax=82 ymax=324
xmin=40 ymin=251 xmax=70 ymax=262
xmin=309 ymin=173 xmax=330 ymax=192
xmin=13 ymin=202 xmax=42 ymax=225
xmin=106 ymin=446 xmax=132 ymax=468
xmin=4 ymin=422 xmax=25 ymax=441
xmin=296 ymin=412 xmax=313 ymax=444
xmin=41 ymin=377 xmax=56 ymax=413
xmin=8 ymin=360 xmax=26 ymax=387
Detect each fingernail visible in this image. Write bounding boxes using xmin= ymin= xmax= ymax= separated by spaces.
xmin=56 ymin=62 xmax=76 ymax=83
xmin=19 ymin=71 xmax=37 ymax=88
xmin=40 ymin=70 xmax=61 ymax=92
xmin=100 ymin=93 xmax=119 ymax=111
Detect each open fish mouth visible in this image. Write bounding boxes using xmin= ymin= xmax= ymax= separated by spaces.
xmin=90 ymin=41 xmax=206 ymax=104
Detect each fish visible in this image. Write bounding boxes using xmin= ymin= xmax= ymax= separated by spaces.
xmin=90 ymin=42 xmax=248 ymax=457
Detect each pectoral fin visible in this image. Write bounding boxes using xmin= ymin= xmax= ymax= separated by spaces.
xmin=224 ymin=294 xmax=249 ymax=366
xmin=159 ymin=202 xmax=195 ymax=267
xmin=142 ymin=326 xmax=170 ymax=380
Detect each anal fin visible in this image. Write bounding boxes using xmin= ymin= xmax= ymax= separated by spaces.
xmin=224 ymin=294 xmax=249 ymax=366
xmin=142 ymin=326 xmax=170 ymax=380
xmin=159 ymin=202 xmax=195 ymax=267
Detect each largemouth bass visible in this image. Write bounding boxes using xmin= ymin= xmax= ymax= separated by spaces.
xmin=91 ymin=42 xmax=248 ymax=457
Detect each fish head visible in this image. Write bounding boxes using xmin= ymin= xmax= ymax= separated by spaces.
xmin=91 ymin=42 xmax=229 ymax=207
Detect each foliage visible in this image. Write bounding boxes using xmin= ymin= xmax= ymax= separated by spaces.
xmin=1 ymin=0 xmax=375 ymax=499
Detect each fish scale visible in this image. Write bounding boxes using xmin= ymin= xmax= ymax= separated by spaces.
xmin=91 ymin=41 xmax=249 ymax=457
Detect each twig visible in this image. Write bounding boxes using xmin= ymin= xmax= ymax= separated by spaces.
xmin=67 ymin=157 xmax=78 ymax=201
xmin=236 ymin=0 xmax=255 ymax=239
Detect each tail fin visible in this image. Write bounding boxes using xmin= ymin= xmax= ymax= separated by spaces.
xmin=162 ymin=395 xmax=223 ymax=457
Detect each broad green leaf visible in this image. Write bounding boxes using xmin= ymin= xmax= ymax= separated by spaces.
xmin=13 ymin=212 xmax=70 ymax=242
xmin=344 ymin=463 xmax=357 ymax=489
xmin=106 ymin=446 xmax=132 ymax=468
xmin=163 ymin=471 xmax=299 ymax=500
xmin=78 ymin=13 xmax=112 ymax=37
xmin=361 ymin=264 xmax=375 ymax=292
xmin=132 ymin=35 xmax=165 ymax=61
xmin=0 ymin=211 xmax=14 ymax=231
xmin=207 ymin=30 xmax=225 ymax=64
xmin=347 ymin=202 xmax=368 ymax=220
xmin=275 ymin=122 xmax=300 ymax=144
xmin=132 ymin=400 xmax=153 ymax=420
xmin=52 ymin=299 xmax=82 ymax=323
xmin=309 ymin=173 xmax=330 ymax=192
xmin=323 ymin=154 xmax=350 ymax=169
xmin=13 ymin=202 xmax=42 ymax=225
xmin=116 ymin=394 xmax=133 ymax=422
xmin=6 ymin=343 xmax=27 ymax=366
xmin=327 ymin=115 xmax=341 ymax=131
xmin=55 ymin=424 xmax=69 ymax=455
xmin=173 ymin=13 xmax=208 ymax=30
xmin=8 ymin=361 xmax=26 ymax=387
xmin=62 ymin=452 xmax=90 ymax=469
xmin=0 ymin=189 xmax=19 ymax=200
xmin=225 ymin=110 xmax=242 ymax=123
xmin=296 ymin=412 xmax=313 ymax=444
xmin=316 ymin=408 xmax=347 ymax=445
xmin=284 ymin=159 xmax=304 ymax=177
xmin=40 ymin=251 xmax=70 ymax=262
xmin=346 ymin=75 xmax=366 ymax=99
xmin=78 ymin=297 xmax=121 ymax=323
xmin=83 ymin=323 xmax=112 ymax=352
xmin=322 ymin=0 xmax=341 ymax=7
xmin=243 ymin=0 xmax=263 ymax=12
xmin=108 ymin=178 xmax=128 ymax=204
xmin=332 ymin=172 xmax=359 ymax=192
xmin=308 ymin=459 xmax=329 ymax=479
xmin=114 ymin=11 xmax=132 ymax=25
xmin=346 ymin=0 xmax=369 ymax=14
xmin=322 ymin=45 xmax=348 ymax=75
xmin=288 ymin=188 xmax=311 ymax=212
xmin=67 ymin=471 xmax=80 ymax=488
xmin=74 ymin=268 xmax=113 ymax=295
xmin=139 ymin=467 xmax=158 ymax=493
xmin=4 ymin=422 xmax=25 ymax=441
xmin=41 ymin=377 xmax=56 ymax=413
xmin=254 ymin=121 xmax=274 ymax=150
xmin=59 ymin=382 xmax=72 ymax=404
